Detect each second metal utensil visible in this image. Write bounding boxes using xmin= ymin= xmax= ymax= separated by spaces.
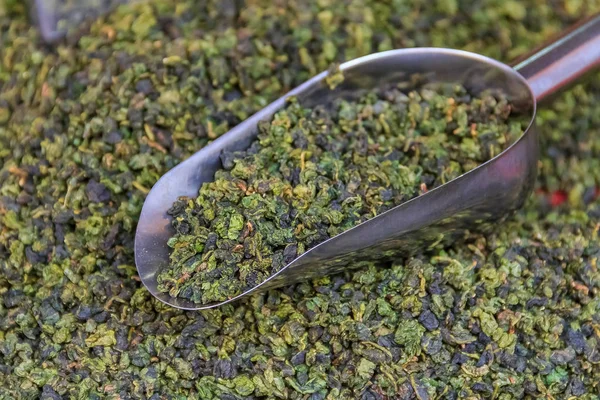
xmin=135 ymin=14 xmax=600 ymax=310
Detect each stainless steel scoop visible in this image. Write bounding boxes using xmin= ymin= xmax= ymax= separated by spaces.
xmin=135 ymin=14 xmax=600 ymax=310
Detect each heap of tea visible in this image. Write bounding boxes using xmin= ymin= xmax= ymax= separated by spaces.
xmin=158 ymin=85 xmax=524 ymax=304
xmin=1 ymin=0 xmax=600 ymax=399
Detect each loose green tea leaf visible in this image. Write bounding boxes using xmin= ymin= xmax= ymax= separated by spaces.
xmin=158 ymin=84 xmax=525 ymax=304
xmin=0 ymin=0 xmax=599 ymax=399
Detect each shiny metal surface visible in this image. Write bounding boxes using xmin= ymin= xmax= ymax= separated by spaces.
xmin=135 ymin=14 xmax=600 ymax=310
xmin=513 ymin=13 xmax=600 ymax=101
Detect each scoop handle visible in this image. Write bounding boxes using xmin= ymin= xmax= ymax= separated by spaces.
xmin=512 ymin=13 xmax=600 ymax=102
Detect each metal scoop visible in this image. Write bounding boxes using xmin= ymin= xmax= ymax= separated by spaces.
xmin=135 ymin=14 xmax=600 ymax=310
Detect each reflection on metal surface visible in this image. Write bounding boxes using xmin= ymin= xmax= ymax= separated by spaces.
xmin=514 ymin=13 xmax=600 ymax=101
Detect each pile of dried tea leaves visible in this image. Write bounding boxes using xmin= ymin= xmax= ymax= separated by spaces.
xmin=1 ymin=0 xmax=600 ymax=399
xmin=159 ymin=86 xmax=524 ymax=304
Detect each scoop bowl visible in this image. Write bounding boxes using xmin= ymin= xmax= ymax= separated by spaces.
xmin=135 ymin=14 xmax=600 ymax=310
